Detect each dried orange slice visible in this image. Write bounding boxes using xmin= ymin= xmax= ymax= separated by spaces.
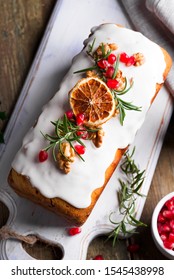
xmin=69 ymin=77 xmax=115 ymax=127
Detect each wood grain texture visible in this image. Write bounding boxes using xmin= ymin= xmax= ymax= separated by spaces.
xmin=0 ymin=0 xmax=174 ymax=260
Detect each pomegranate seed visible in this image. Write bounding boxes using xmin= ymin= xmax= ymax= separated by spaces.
xmin=157 ymin=213 xmax=165 ymax=223
xmin=74 ymin=144 xmax=85 ymax=155
xmin=76 ymin=128 xmax=88 ymax=140
xmin=93 ymin=255 xmax=104 ymax=260
xmin=97 ymin=59 xmax=109 ymax=69
xmin=38 ymin=150 xmax=48 ymax=162
xmin=163 ymin=240 xmax=174 ymax=250
xmin=161 ymin=223 xmax=171 ymax=233
xmin=160 ymin=233 xmax=168 ymax=241
xmin=65 ymin=110 xmax=74 ymax=120
xmin=168 ymin=232 xmax=174 ymax=242
xmin=162 ymin=210 xmax=173 ymax=219
xmin=120 ymin=52 xmax=129 ymax=63
xmin=126 ymin=55 xmax=135 ymax=66
xmin=170 ymin=220 xmax=174 ymax=230
xmin=158 ymin=222 xmax=165 ymax=234
xmin=68 ymin=227 xmax=81 ymax=236
xmin=165 ymin=199 xmax=174 ymax=211
xmin=105 ymin=66 xmax=114 ymax=78
xmin=127 ymin=244 xmax=140 ymax=253
xmin=107 ymin=53 xmax=116 ymax=64
xmin=76 ymin=113 xmax=85 ymax=126
xmin=107 ymin=79 xmax=119 ymax=89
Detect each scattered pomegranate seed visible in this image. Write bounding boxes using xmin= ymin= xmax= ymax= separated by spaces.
xmin=66 ymin=110 xmax=74 ymax=120
xmin=68 ymin=227 xmax=81 ymax=236
xmin=76 ymin=113 xmax=85 ymax=126
xmin=126 ymin=56 xmax=135 ymax=66
xmin=107 ymin=79 xmax=119 ymax=89
xmin=105 ymin=66 xmax=115 ymax=78
xmin=120 ymin=52 xmax=129 ymax=63
xmin=107 ymin=53 xmax=116 ymax=64
xmin=74 ymin=144 xmax=85 ymax=155
xmin=38 ymin=150 xmax=48 ymax=162
xmin=97 ymin=59 xmax=109 ymax=69
xmin=93 ymin=254 xmax=104 ymax=260
xmin=127 ymin=244 xmax=140 ymax=253
xmin=76 ymin=128 xmax=88 ymax=139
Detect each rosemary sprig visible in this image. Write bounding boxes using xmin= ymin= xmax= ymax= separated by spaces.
xmin=0 ymin=111 xmax=7 ymax=143
xmin=73 ymin=39 xmax=142 ymax=125
xmin=108 ymin=147 xmax=147 ymax=246
xmin=41 ymin=114 xmax=99 ymax=161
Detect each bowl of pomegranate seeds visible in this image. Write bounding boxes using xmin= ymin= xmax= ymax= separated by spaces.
xmin=152 ymin=192 xmax=174 ymax=259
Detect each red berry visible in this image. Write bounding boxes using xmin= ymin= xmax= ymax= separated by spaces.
xmin=97 ymin=59 xmax=109 ymax=69
xmin=76 ymin=113 xmax=85 ymax=126
xmin=105 ymin=66 xmax=114 ymax=78
xmin=66 ymin=110 xmax=74 ymax=120
xmin=126 ymin=55 xmax=135 ymax=66
xmin=120 ymin=52 xmax=129 ymax=63
xmin=38 ymin=150 xmax=48 ymax=162
xmin=170 ymin=220 xmax=174 ymax=230
xmin=127 ymin=244 xmax=140 ymax=253
xmin=160 ymin=233 xmax=168 ymax=241
xmin=74 ymin=144 xmax=85 ymax=155
xmin=76 ymin=128 xmax=88 ymax=139
xmin=93 ymin=255 xmax=104 ymax=260
xmin=168 ymin=232 xmax=174 ymax=242
xmin=68 ymin=227 xmax=81 ymax=236
xmin=162 ymin=223 xmax=171 ymax=233
xmin=163 ymin=240 xmax=174 ymax=250
xmin=157 ymin=213 xmax=165 ymax=223
xmin=107 ymin=53 xmax=116 ymax=64
xmin=162 ymin=210 xmax=173 ymax=219
xmin=107 ymin=79 xmax=119 ymax=89
xmin=165 ymin=198 xmax=174 ymax=211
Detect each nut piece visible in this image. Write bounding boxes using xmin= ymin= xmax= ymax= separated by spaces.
xmin=91 ymin=127 xmax=105 ymax=148
xmin=115 ymin=70 xmax=126 ymax=91
xmin=95 ymin=43 xmax=118 ymax=58
xmin=86 ymin=70 xmax=98 ymax=78
xmin=56 ymin=142 xmax=75 ymax=174
xmin=133 ymin=53 xmax=145 ymax=66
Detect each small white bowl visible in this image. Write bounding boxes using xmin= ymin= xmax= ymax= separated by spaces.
xmin=151 ymin=192 xmax=174 ymax=259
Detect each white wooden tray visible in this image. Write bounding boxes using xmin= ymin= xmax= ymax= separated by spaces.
xmin=0 ymin=0 xmax=173 ymax=260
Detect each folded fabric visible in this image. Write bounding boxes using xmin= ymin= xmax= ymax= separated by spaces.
xmin=120 ymin=0 xmax=174 ymax=96
xmin=146 ymin=0 xmax=174 ymax=35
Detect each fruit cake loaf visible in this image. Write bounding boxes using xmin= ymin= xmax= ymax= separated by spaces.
xmin=8 ymin=24 xmax=172 ymax=226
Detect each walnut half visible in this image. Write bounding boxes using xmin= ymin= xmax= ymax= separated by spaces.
xmin=90 ymin=127 xmax=105 ymax=148
xmin=56 ymin=142 xmax=75 ymax=174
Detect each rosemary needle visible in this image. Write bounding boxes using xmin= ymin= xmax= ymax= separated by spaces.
xmin=108 ymin=147 xmax=147 ymax=246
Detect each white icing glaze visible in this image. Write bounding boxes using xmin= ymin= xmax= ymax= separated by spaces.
xmin=12 ymin=24 xmax=166 ymax=208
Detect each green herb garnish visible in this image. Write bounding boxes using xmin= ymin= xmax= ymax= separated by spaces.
xmin=108 ymin=147 xmax=147 ymax=246
xmin=74 ymin=39 xmax=142 ymax=125
xmin=41 ymin=114 xmax=99 ymax=161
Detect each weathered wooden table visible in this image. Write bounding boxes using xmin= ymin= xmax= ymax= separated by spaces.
xmin=0 ymin=0 xmax=174 ymax=260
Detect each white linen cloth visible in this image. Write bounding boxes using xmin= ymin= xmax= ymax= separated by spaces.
xmin=120 ymin=0 xmax=174 ymax=96
xmin=146 ymin=0 xmax=174 ymax=35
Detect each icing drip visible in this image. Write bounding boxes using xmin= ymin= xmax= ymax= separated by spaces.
xmin=12 ymin=24 xmax=166 ymax=208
